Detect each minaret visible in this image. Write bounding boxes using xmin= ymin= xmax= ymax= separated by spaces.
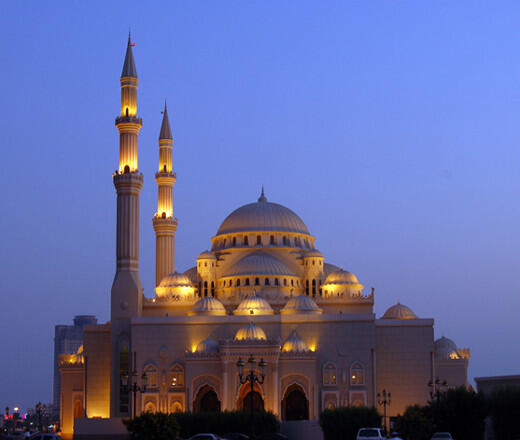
xmin=110 ymin=34 xmax=143 ymax=417
xmin=153 ymin=102 xmax=178 ymax=286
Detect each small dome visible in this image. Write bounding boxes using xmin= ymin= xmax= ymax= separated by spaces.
xmin=382 ymin=302 xmax=418 ymax=320
xmin=304 ymin=250 xmax=323 ymax=258
xmin=282 ymin=331 xmax=311 ymax=353
xmin=196 ymin=338 xmax=219 ymax=353
xmin=281 ymin=295 xmax=322 ymax=314
xmin=216 ymin=193 xmax=310 ymax=236
xmin=324 ymin=269 xmax=360 ymax=285
xmin=434 ymin=336 xmax=459 ymax=360
xmin=234 ymin=293 xmax=274 ymax=316
xmin=234 ymin=322 xmax=267 ymax=341
xmin=159 ymin=272 xmax=193 ymax=288
xmin=223 ymin=252 xmax=295 ymax=277
xmin=198 ymin=251 xmax=217 ymax=260
xmin=190 ymin=297 xmax=227 ymax=316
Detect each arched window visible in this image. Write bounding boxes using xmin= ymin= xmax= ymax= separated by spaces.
xmin=350 ymin=362 xmax=365 ymax=386
xmin=304 ymin=239 xmax=309 ymax=248
xmin=283 ymin=236 xmax=288 ymax=245
xmin=244 ymin=236 xmax=249 ymax=245
xmin=312 ymin=279 xmax=316 ymax=297
xmin=270 ymin=235 xmax=275 ymax=245
xmin=306 ymin=280 xmax=309 ymax=296
xmin=232 ymin=237 xmax=236 ymax=246
xmin=323 ymin=362 xmax=337 ymax=386
xmin=255 ymin=278 xmax=260 ymax=286
xmin=275 ymin=278 xmax=279 ymax=286
xmin=223 ymin=239 xmax=227 ymax=247
xmin=169 ymin=363 xmax=184 ymax=389
xmin=143 ymin=401 xmax=156 ymax=413
xmin=144 ymin=364 xmax=158 ymax=389
xmin=237 ymin=279 xmax=241 ymax=287
xmin=124 ymin=165 xmax=130 ymax=174
xmin=211 ymin=281 xmax=215 ymax=296
xmin=291 ymin=279 xmax=294 ymax=287
xmin=265 ymin=278 xmax=270 ymax=286
xmin=257 ymin=235 xmax=262 ymax=245
xmin=204 ymin=281 xmax=208 ymax=297
xmin=283 ymin=279 xmax=287 ymax=286
xmin=161 ymin=212 xmax=166 ymax=219
xmin=198 ymin=282 xmax=202 ymax=297
xmin=245 ymin=278 xmax=250 ymax=286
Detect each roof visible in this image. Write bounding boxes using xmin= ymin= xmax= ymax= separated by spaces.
xmin=216 ymin=192 xmax=310 ymax=236
xmin=159 ymin=101 xmax=173 ymax=140
xmin=158 ymin=272 xmax=193 ymax=289
xmin=234 ymin=323 xmax=267 ymax=341
xmin=191 ymin=297 xmax=227 ymax=316
xmin=324 ymin=269 xmax=360 ymax=285
xmin=382 ymin=302 xmax=418 ymax=320
xmin=281 ymin=295 xmax=322 ymax=314
xmin=223 ymin=252 xmax=295 ymax=277
xmin=282 ymin=331 xmax=311 ymax=353
xmin=234 ymin=293 xmax=274 ymax=316
xmin=121 ymin=33 xmax=137 ymax=78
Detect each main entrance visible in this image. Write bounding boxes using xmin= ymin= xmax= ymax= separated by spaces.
xmin=194 ymin=385 xmax=221 ymax=412
xmin=237 ymin=381 xmax=264 ymax=411
xmin=281 ymin=384 xmax=309 ymax=420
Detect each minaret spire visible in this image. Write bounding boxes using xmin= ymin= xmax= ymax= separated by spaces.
xmin=153 ymin=101 xmax=178 ymax=287
xmin=121 ymin=32 xmax=137 ymax=78
xmin=258 ymin=185 xmax=267 ymax=203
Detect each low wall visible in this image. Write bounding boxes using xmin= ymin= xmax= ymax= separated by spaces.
xmin=73 ymin=417 xmax=129 ymax=440
xmin=280 ymin=420 xmax=324 ymax=440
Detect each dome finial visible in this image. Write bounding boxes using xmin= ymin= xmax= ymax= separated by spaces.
xmin=258 ymin=185 xmax=267 ymax=203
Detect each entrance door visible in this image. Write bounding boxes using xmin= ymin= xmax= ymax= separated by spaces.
xmin=282 ymin=385 xmax=309 ymax=420
xmin=194 ymin=385 xmax=221 ymax=412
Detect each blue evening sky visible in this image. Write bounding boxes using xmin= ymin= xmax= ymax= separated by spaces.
xmin=1 ymin=1 xmax=519 ymax=410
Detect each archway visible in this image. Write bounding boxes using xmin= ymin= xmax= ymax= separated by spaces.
xmin=237 ymin=381 xmax=264 ymax=411
xmin=282 ymin=384 xmax=309 ymax=421
xmin=194 ymin=385 xmax=221 ymax=412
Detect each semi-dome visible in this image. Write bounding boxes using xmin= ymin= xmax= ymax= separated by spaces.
xmin=434 ymin=336 xmax=459 ymax=360
xmin=189 ymin=297 xmax=227 ymax=316
xmin=281 ymin=295 xmax=322 ymax=314
xmin=282 ymin=331 xmax=311 ymax=353
xmin=223 ymin=252 xmax=295 ymax=277
xmin=158 ymin=272 xmax=193 ymax=289
xmin=234 ymin=322 xmax=267 ymax=341
xmin=216 ymin=192 xmax=310 ymax=236
xmin=198 ymin=251 xmax=217 ymax=260
xmin=382 ymin=302 xmax=418 ymax=320
xmin=234 ymin=293 xmax=274 ymax=315
xmin=324 ymin=269 xmax=360 ymax=285
xmin=196 ymin=338 xmax=219 ymax=353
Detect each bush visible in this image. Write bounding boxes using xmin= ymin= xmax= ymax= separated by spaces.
xmin=488 ymin=387 xmax=520 ymax=440
xmin=123 ymin=412 xmax=180 ymax=440
xmin=319 ymin=407 xmax=381 ymax=440
xmin=124 ymin=410 xmax=278 ymax=440
xmin=393 ymin=405 xmax=433 ymax=440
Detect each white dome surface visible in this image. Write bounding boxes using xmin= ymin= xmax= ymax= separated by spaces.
xmin=223 ymin=252 xmax=295 ymax=277
xmin=434 ymin=336 xmax=459 ymax=359
xmin=282 ymin=331 xmax=311 ymax=353
xmin=382 ymin=302 xmax=418 ymax=320
xmin=216 ymin=193 xmax=310 ymax=236
xmin=196 ymin=338 xmax=219 ymax=353
xmin=304 ymin=250 xmax=323 ymax=258
xmin=234 ymin=322 xmax=267 ymax=341
xmin=281 ymin=295 xmax=322 ymax=314
xmin=159 ymin=272 xmax=193 ymax=288
xmin=324 ymin=269 xmax=360 ymax=285
xmin=198 ymin=251 xmax=217 ymax=260
xmin=234 ymin=293 xmax=274 ymax=316
xmin=190 ymin=297 xmax=227 ymax=316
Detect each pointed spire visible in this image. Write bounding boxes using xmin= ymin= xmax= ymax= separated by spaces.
xmin=258 ymin=185 xmax=267 ymax=203
xmin=121 ymin=32 xmax=137 ymax=78
xmin=159 ymin=100 xmax=173 ymax=140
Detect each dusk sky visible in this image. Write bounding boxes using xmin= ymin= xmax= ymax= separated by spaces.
xmin=1 ymin=1 xmax=519 ymax=411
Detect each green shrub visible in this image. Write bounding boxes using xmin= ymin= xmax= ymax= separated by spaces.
xmin=319 ymin=406 xmax=381 ymax=440
xmin=488 ymin=387 xmax=520 ymax=440
xmin=123 ymin=412 xmax=179 ymax=440
xmin=393 ymin=405 xmax=432 ymax=440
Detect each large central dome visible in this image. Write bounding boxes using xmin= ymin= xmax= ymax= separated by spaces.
xmin=216 ymin=191 xmax=310 ymax=236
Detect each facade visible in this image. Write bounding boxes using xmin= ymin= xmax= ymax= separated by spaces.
xmin=59 ymin=36 xmax=470 ymax=439
xmin=54 ymin=315 xmax=98 ymax=410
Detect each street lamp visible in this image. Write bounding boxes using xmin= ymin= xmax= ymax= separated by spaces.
xmin=428 ymin=377 xmax=447 ymax=401
xmin=237 ymin=355 xmax=267 ymax=439
xmin=377 ymin=389 xmax=391 ymax=435
xmin=122 ymin=370 xmax=148 ymax=418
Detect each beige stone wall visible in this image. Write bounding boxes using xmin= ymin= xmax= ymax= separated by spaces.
xmin=84 ymin=324 xmax=111 ymax=418
xmin=59 ymin=365 xmax=84 ymax=440
xmin=435 ymin=358 xmax=469 ymax=389
xmin=375 ymin=319 xmax=434 ymax=419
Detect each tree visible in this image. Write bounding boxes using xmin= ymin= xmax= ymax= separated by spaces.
xmin=319 ymin=407 xmax=381 ymax=440
xmin=123 ymin=412 xmax=179 ymax=440
xmin=488 ymin=387 xmax=520 ymax=440
xmin=393 ymin=405 xmax=432 ymax=440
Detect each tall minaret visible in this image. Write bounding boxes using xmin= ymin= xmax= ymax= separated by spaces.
xmin=153 ymin=102 xmax=178 ymax=286
xmin=110 ymin=34 xmax=143 ymax=417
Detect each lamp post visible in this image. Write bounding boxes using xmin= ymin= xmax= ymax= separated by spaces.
xmin=122 ymin=370 xmax=148 ymax=418
xmin=377 ymin=389 xmax=391 ymax=435
xmin=237 ymin=355 xmax=267 ymax=439
xmin=4 ymin=407 xmax=8 ymax=434
xmin=428 ymin=377 xmax=447 ymax=401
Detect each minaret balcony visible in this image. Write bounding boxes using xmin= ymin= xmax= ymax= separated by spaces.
xmin=115 ymin=115 xmax=143 ymax=126
xmin=155 ymin=172 xmax=177 ymax=185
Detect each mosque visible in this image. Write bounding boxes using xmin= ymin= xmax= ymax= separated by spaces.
xmin=58 ymin=37 xmax=470 ymax=438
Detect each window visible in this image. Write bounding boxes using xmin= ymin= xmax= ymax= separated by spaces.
xmin=265 ymin=278 xmax=270 ymax=286
xmin=245 ymin=278 xmax=250 ymax=286
xmin=232 ymin=237 xmax=236 ymax=246
xmin=323 ymin=363 xmax=337 ymax=386
xmin=144 ymin=364 xmax=158 ymax=388
xmin=257 ymin=235 xmax=262 ymax=245
xmin=198 ymin=282 xmax=202 ymax=297
xmin=204 ymin=281 xmax=208 ymax=297
xmin=237 ymin=279 xmax=241 ymax=287
xmin=304 ymin=239 xmax=309 ymax=248
xmin=211 ymin=281 xmax=215 ymax=296
xmin=270 ymin=235 xmax=275 ymax=245
xmin=291 ymin=279 xmax=294 ymax=287
xmin=312 ymin=279 xmax=316 ymax=297
xmin=255 ymin=278 xmax=260 ymax=286
xmin=350 ymin=362 xmax=365 ymax=386
xmin=244 ymin=236 xmax=249 ymax=245
xmin=319 ymin=279 xmax=322 ymax=296
xmin=283 ymin=279 xmax=287 ymax=286
xmin=306 ymin=280 xmax=309 ymax=296
xmin=283 ymin=236 xmax=288 ymax=245
xmin=204 ymin=262 xmax=207 ymax=267
xmin=275 ymin=278 xmax=279 ymax=286
xmin=169 ymin=364 xmax=184 ymax=388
